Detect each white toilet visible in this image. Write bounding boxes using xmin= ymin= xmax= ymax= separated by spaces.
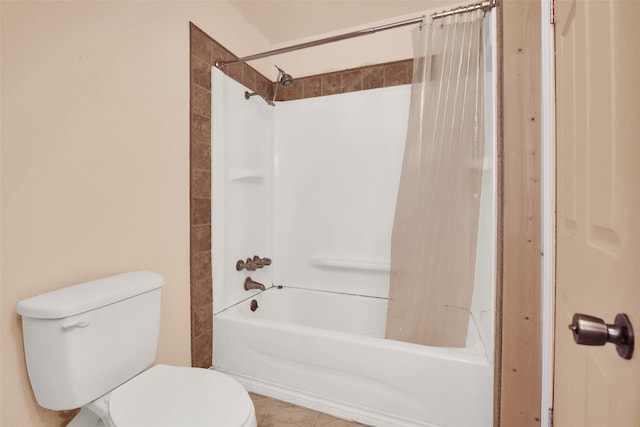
xmin=17 ymin=271 xmax=257 ymax=427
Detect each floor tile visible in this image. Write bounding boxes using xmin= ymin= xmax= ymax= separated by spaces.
xmin=314 ymin=413 xmax=366 ymax=426
xmin=249 ymin=393 xmax=366 ymax=427
xmin=250 ymin=393 xmax=319 ymax=426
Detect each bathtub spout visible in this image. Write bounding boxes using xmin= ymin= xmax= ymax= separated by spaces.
xmin=244 ymin=277 xmax=266 ymax=291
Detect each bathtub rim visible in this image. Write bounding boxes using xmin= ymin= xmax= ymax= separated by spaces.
xmin=213 ymin=286 xmax=493 ymax=427
xmin=215 ymin=286 xmax=490 ymax=362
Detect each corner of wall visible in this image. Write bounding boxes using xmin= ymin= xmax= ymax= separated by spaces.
xmin=497 ymin=0 xmax=543 ymax=425
xmin=189 ymin=24 xmax=273 ymax=368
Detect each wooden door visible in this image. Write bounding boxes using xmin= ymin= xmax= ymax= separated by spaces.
xmin=554 ymin=0 xmax=640 ymax=426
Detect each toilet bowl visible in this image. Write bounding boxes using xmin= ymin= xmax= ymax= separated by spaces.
xmin=70 ymin=365 xmax=256 ymax=427
xmin=100 ymin=365 xmax=255 ymax=427
xmin=17 ymin=272 xmax=257 ymax=427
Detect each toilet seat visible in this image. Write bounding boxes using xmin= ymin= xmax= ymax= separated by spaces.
xmin=109 ymin=365 xmax=254 ymax=427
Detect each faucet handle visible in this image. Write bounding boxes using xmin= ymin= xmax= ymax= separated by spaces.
xmin=236 ymin=258 xmax=258 ymax=271
xmin=245 ymin=258 xmax=258 ymax=271
xmin=252 ymin=255 xmax=272 ymax=267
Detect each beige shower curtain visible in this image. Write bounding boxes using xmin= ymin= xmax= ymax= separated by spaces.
xmin=386 ymin=11 xmax=485 ymax=347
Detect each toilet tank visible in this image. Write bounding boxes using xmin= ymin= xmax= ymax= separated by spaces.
xmin=17 ymin=271 xmax=164 ymax=410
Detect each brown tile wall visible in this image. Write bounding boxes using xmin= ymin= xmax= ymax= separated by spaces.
xmin=189 ymin=23 xmax=275 ymax=368
xmin=189 ymin=22 xmax=413 ymax=368
xmin=274 ymin=59 xmax=413 ymax=101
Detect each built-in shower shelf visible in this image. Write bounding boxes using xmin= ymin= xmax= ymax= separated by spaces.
xmin=309 ymin=256 xmax=390 ymax=273
xmin=229 ymin=169 xmax=264 ymax=183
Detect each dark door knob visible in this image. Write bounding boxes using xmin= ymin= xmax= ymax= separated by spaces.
xmin=569 ymin=313 xmax=634 ymax=360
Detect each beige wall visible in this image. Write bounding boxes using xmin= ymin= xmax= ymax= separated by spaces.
xmin=0 ymin=2 xmax=269 ymax=425
xmin=1 ymin=1 xmax=460 ymax=426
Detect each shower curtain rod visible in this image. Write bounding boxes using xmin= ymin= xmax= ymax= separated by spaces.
xmin=216 ymin=0 xmax=495 ymax=68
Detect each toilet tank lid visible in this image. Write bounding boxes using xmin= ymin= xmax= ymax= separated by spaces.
xmin=17 ymin=271 xmax=164 ymax=319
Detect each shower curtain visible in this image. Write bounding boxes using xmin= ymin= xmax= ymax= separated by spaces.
xmin=386 ymin=10 xmax=485 ymax=347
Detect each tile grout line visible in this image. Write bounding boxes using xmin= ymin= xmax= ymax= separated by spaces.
xmin=311 ymin=410 xmax=321 ymax=426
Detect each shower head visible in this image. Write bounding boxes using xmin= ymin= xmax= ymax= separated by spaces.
xmin=275 ymin=65 xmax=294 ymax=86
xmin=271 ymin=65 xmax=293 ymax=104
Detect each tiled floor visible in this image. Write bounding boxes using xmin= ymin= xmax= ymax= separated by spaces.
xmin=250 ymin=393 xmax=367 ymax=427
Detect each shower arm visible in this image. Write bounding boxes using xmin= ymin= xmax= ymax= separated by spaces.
xmin=215 ymin=0 xmax=495 ymax=68
xmin=244 ymin=90 xmax=275 ymax=107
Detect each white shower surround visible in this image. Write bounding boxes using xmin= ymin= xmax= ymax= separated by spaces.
xmin=212 ymin=67 xmax=411 ymax=315
xmin=211 ymin=16 xmax=496 ymax=421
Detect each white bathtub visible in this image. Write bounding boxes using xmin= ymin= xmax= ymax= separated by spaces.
xmin=213 ymin=287 xmax=492 ymax=427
